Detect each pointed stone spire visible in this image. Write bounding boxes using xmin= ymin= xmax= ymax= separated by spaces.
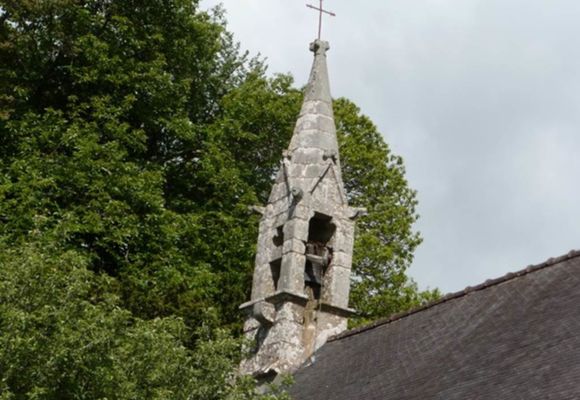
xmin=288 ymin=40 xmax=340 ymax=172
xmin=305 ymin=40 xmax=332 ymax=102
xmin=272 ymin=39 xmax=345 ymax=208
xmin=240 ymin=40 xmax=365 ymax=382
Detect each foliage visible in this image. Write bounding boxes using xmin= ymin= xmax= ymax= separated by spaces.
xmin=0 ymin=0 xmax=283 ymax=397
xmin=0 ymin=0 xmax=437 ymax=396
xmin=334 ymin=98 xmax=440 ymax=325
xmin=0 ymin=0 xmax=261 ymax=334
xmin=0 ymin=238 xmax=290 ymax=400
xmin=213 ymin=82 xmax=441 ymax=324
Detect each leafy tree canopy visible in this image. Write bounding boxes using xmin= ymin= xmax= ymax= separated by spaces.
xmin=334 ymin=98 xmax=440 ymax=325
xmin=0 ymin=237 xmax=282 ymax=400
xmin=0 ymin=0 xmax=437 ymax=397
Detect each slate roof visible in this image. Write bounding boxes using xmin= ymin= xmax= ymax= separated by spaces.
xmin=290 ymin=250 xmax=580 ymax=400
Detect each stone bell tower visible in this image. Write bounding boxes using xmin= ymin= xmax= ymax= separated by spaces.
xmin=240 ymin=40 xmax=365 ymax=379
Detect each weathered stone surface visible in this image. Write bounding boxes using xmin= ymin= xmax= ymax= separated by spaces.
xmin=282 ymin=238 xmax=306 ymax=255
xmin=324 ymin=266 xmax=352 ymax=308
xmin=290 ymin=148 xmax=325 ymax=165
xmin=287 ymin=163 xmax=328 ymax=180
xmin=314 ymin=313 xmax=347 ymax=351
xmin=268 ymin=182 xmax=290 ymax=204
xmin=299 ymin=100 xmax=333 ymax=118
xmin=283 ymin=218 xmax=309 ymax=241
xmin=267 ymin=321 xmax=304 ymax=347
xmin=242 ymin=316 xmax=261 ymax=332
xmin=332 ymin=251 xmax=353 ymax=270
xmin=240 ymin=39 xmax=360 ymax=380
xmin=294 ymin=114 xmax=336 ymax=134
xmin=333 ymin=224 xmax=355 ymax=253
xmin=250 ymin=262 xmax=274 ymax=299
xmin=271 ymin=212 xmax=289 ymax=229
xmin=253 ymin=300 xmax=276 ymax=326
xmin=279 ymin=252 xmax=306 ymax=293
xmin=275 ymin=301 xmax=304 ymax=324
xmin=269 ymin=246 xmax=282 ymax=262
xmin=290 ymin=130 xmax=338 ymax=152
xmin=292 ymin=204 xmax=313 ymax=221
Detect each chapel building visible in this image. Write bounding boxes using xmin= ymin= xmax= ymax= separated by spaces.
xmin=240 ymin=40 xmax=580 ymax=399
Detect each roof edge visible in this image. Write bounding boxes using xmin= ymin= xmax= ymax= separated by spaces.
xmin=331 ymin=249 xmax=580 ymax=342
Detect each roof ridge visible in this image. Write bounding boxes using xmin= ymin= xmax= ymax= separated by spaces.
xmin=330 ymin=249 xmax=580 ymax=342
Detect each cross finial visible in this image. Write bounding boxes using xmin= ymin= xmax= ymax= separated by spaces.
xmin=306 ymin=0 xmax=336 ymax=40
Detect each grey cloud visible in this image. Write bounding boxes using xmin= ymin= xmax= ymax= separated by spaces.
xmin=204 ymin=0 xmax=580 ymax=293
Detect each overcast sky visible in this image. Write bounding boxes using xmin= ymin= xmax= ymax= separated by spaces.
xmin=202 ymin=0 xmax=580 ymax=294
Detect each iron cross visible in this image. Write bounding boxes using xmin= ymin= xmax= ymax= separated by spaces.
xmin=306 ymin=0 xmax=336 ymax=40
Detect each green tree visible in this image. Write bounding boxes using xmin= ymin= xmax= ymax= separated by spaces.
xmin=0 ymin=1 xmax=437 ymax=396
xmin=0 ymin=237 xmax=290 ymax=400
xmin=0 ymin=0 xmax=261 ymax=333
xmin=213 ymin=80 xmax=439 ymax=325
xmin=334 ymin=98 xmax=440 ymax=325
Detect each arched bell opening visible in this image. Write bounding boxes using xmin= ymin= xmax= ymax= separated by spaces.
xmin=304 ymin=212 xmax=336 ymax=301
